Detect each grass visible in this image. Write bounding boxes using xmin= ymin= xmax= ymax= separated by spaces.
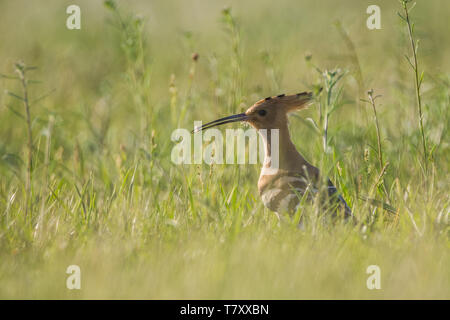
xmin=0 ymin=0 xmax=449 ymax=299
xmin=399 ymin=0 xmax=428 ymax=171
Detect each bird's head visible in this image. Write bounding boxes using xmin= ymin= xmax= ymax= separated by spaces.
xmin=193 ymin=92 xmax=313 ymax=132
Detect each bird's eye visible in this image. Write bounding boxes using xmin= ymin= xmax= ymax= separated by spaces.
xmin=258 ymin=110 xmax=267 ymax=116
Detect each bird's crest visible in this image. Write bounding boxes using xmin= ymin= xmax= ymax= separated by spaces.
xmin=253 ymin=92 xmax=313 ymax=113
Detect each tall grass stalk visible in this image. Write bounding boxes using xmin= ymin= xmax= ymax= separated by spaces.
xmin=365 ymin=89 xmax=384 ymax=170
xmin=304 ymin=61 xmax=349 ymax=209
xmin=362 ymin=89 xmax=390 ymax=200
xmin=1 ymin=62 xmax=36 ymax=219
xmin=16 ymin=63 xmax=34 ymax=219
xmin=222 ymin=7 xmax=242 ymax=113
xmin=399 ymin=0 xmax=428 ymax=171
xmin=178 ymin=52 xmax=198 ymax=128
xmin=105 ymin=0 xmax=151 ymax=144
xmin=319 ymin=69 xmax=346 ymax=154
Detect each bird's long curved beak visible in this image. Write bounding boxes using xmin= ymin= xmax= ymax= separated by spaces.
xmin=192 ymin=113 xmax=249 ymax=133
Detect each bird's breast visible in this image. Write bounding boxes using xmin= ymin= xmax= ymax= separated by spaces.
xmin=258 ymin=170 xmax=313 ymax=214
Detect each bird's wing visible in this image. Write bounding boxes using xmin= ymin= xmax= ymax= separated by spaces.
xmin=327 ymin=179 xmax=353 ymax=218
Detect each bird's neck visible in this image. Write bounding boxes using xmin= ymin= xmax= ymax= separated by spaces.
xmin=259 ymin=124 xmax=308 ymax=172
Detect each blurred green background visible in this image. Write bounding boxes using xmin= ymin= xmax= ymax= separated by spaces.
xmin=0 ymin=0 xmax=448 ymax=299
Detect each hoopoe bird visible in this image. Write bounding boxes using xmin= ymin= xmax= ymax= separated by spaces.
xmin=193 ymin=92 xmax=353 ymax=221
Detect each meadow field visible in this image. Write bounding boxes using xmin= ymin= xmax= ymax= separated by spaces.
xmin=0 ymin=0 xmax=448 ymax=299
